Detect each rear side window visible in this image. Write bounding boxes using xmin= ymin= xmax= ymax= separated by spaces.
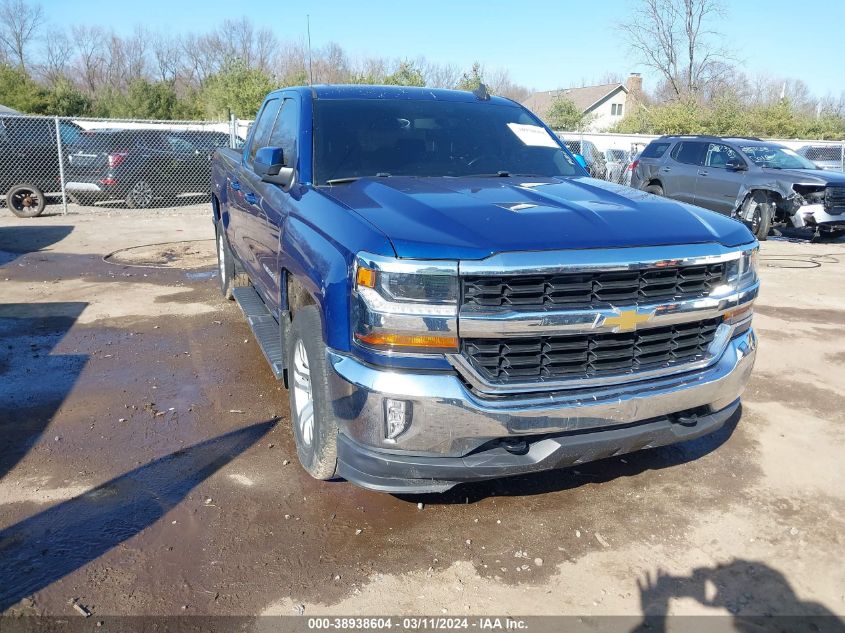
xmin=641 ymin=142 xmax=670 ymax=159
xmin=671 ymin=141 xmax=706 ymax=166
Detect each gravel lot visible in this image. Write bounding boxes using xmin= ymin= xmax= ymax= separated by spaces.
xmin=1 ymin=200 xmax=844 ymax=622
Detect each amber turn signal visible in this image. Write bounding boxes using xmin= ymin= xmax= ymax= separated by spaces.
xmin=354 ymin=332 xmax=458 ymax=350
xmin=356 ymin=266 xmax=377 ymax=288
xmin=722 ymin=303 xmax=754 ymax=323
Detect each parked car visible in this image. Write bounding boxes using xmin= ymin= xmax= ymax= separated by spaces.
xmin=0 ymin=115 xmax=84 ymax=217
xmin=171 ymin=130 xmax=237 ymax=154
xmin=211 ymin=85 xmax=759 ymax=493
xmin=624 ymin=150 xmax=642 ymax=186
xmin=796 ymin=144 xmax=844 ymax=172
xmin=631 ymin=135 xmax=845 ymax=239
xmin=65 ymin=128 xmax=214 ymax=208
xmin=604 ymin=148 xmax=630 ymax=184
xmin=562 ymin=138 xmax=607 ymax=179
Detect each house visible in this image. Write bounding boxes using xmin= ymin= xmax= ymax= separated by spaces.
xmin=522 ymin=73 xmax=643 ymax=131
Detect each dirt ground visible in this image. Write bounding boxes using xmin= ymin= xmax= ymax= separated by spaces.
xmin=1 ymin=200 xmax=844 ymax=623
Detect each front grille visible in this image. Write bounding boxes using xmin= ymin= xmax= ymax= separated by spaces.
xmin=462 ymin=318 xmax=721 ymax=383
xmin=462 ymin=263 xmax=726 ymax=310
xmin=825 ymin=186 xmax=845 ymax=211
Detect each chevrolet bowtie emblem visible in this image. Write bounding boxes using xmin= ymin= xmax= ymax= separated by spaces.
xmin=602 ymin=309 xmax=654 ymax=332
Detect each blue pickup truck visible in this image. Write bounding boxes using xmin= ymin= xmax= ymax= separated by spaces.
xmin=211 ymin=85 xmax=759 ymax=493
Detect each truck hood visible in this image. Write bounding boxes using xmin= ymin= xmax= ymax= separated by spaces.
xmin=321 ymin=176 xmax=753 ymax=260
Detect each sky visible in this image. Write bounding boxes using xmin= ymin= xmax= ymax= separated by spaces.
xmin=40 ymin=0 xmax=845 ymax=98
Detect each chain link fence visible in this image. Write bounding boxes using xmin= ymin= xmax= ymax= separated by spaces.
xmin=0 ymin=114 xmax=246 ymax=217
xmin=2 ymin=113 xmax=844 ymax=218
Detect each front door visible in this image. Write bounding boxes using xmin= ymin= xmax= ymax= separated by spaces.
xmin=695 ymin=143 xmax=748 ymax=215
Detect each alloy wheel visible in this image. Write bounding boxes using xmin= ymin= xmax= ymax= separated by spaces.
xmin=292 ymin=340 xmax=314 ymax=447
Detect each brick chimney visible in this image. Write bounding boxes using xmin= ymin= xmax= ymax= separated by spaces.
xmin=626 ymin=72 xmax=643 ymax=95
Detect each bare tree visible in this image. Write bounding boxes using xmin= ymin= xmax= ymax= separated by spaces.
xmin=152 ymin=34 xmax=180 ymax=83
xmin=619 ymin=0 xmax=730 ymax=98
xmin=71 ymin=25 xmax=106 ymax=94
xmin=420 ymin=59 xmax=461 ymax=89
xmin=39 ymin=28 xmax=73 ymax=84
xmin=0 ymin=0 xmax=44 ymax=71
xmin=485 ymin=67 xmax=531 ymax=102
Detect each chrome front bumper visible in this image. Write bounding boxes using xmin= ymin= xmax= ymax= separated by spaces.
xmin=326 ymin=328 xmax=757 ymax=458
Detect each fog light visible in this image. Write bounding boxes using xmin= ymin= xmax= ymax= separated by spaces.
xmin=384 ymin=398 xmax=410 ymax=440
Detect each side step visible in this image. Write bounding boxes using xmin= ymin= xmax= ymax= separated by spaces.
xmin=232 ymin=286 xmax=285 ymax=380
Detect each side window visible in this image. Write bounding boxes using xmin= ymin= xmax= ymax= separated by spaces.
xmin=59 ymin=122 xmax=82 ymax=146
xmin=247 ymin=98 xmax=281 ymax=165
xmin=268 ymin=99 xmax=298 ymax=166
xmin=705 ymin=143 xmax=741 ymax=169
xmin=166 ymin=135 xmax=196 ymax=154
xmin=671 ymin=142 xmax=706 ymax=166
xmin=641 ymin=142 xmax=670 ymax=159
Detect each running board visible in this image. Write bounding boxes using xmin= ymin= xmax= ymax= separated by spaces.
xmin=232 ymin=286 xmax=285 ymax=380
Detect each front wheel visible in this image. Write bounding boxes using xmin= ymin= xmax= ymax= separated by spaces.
xmin=741 ymin=192 xmax=773 ymax=241
xmin=287 ymin=305 xmax=339 ymax=480
xmin=7 ymin=184 xmax=46 ymax=218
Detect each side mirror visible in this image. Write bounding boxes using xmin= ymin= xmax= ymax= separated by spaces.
xmin=254 ymin=146 xmax=295 ymax=188
xmin=727 ymin=159 xmax=747 ymax=172
xmin=573 ymin=153 xmax=588 ymax=170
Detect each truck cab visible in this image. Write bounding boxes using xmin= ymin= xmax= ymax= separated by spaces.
xmin=211 ymin=85 xmax=759 ymax=493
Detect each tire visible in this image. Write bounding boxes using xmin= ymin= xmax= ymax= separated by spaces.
xmin=286 ymin=305 xmax=339 ymax=480
xmin=125 ymin=179 xmax=156 ymax=208
xmin=645 ymin=184 xmax=664 ymax=196
xmin=741 ymin=192 xmax=773 ymax=241
xmin=216 ymin=221 xmax=250 ymax=300
xmin=7 ymin=184 xmax=46 ymax=218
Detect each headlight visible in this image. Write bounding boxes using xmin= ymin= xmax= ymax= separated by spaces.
xmin=353 ymin=253 xmax=458 ymax=353
xmin=715 ymin=247 xmax=758 ymax=296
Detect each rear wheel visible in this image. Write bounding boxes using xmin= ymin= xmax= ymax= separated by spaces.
xmin=7 ymin=184 xmax=46 ymax=218
xmin=287 ymin=305 xmax=339 ymax=480
xmin=125 ymin=180 xmax=155 ymax=208
xmin=645 ymin=184 xmax=664 ymax=196
xmin=216 ymin=221 xmax=249 ymax=300
xmin=741 ymin=192 xmax=773 ymax=241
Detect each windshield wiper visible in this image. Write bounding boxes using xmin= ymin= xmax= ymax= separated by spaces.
xmin=461 ymin=171 xmax=513 ymax=178
xmin=325 ymin=173 xmax=391 ymax=186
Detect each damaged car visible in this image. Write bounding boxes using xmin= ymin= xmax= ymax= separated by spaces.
xmin=631 ymin=135 xmax=845 ymax=240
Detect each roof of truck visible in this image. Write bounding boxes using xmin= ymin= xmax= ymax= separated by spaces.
xmin=278 ymin=84 xmax=517 ymax=106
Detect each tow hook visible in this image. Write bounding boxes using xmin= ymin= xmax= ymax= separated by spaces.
xmin=500 ymin=438 xmax=529 ymax=455
xmin=669 ymin=406 xmax=709 ymax=427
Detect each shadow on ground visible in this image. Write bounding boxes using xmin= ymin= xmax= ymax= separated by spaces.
xmin=0 ymin=302 xmax=88 ymax=480
xmin=401 ymin=406 xmax=743 ymax=505
xmin=0 ymin=420 xmax=275 ymax=612
xmin=0 ymin=225 xmax=73 ymax=266
xmin=631 ymin=559 xmax=845 ymax=632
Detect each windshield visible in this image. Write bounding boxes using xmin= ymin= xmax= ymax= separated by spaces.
xmin=313 ymin=98 xmax=580 ymax=184
xmin=606 ymin=149 xmax=627 ymax=161
xmin=740 ymin=145 xmax=818 ymax=170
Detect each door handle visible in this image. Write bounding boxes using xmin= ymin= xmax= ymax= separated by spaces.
xmin=231 ymin=180 xmax=241 ymax=191
xmin=660 ymin=167 xmax=671 ymax=172
xmin=698 ymin=170 xmax=709 ymax=176
xmin=245 ymin=192 xmax=258 ymax=205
